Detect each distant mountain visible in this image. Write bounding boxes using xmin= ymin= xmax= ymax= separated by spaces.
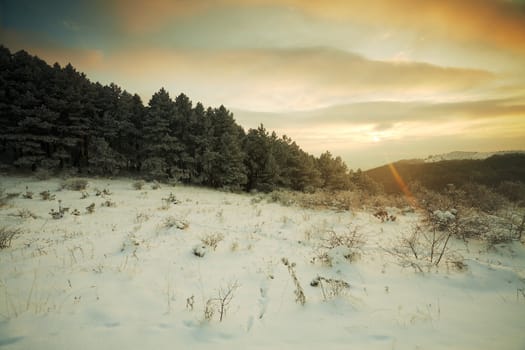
xmin=365 ymin=153 xmax=525 ymax=195
xmin=424 ymin=150 xmax=525 ymax=163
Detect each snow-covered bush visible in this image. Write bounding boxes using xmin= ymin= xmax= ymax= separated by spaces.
xmin=461 ymin=183 xmax=508 ymax=213
xmin=60 ymin=178 xmax=89 ymax=191
xmin=314 ymin=227 xmax=365 ymax=266
xmin=458 ymin=209 xmax=525 ymax=246
xmin=385 ymin=219 xmax=462 ymax=273
xmin=431 ymin=209 xmax=456 ymax=230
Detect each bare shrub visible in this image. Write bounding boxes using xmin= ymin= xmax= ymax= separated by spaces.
xmin=162 ymin=216 xmax=189 ymax=230
xmin=0 ymin=227 xmax=21 ymax=249
xmin=12 ymin=208 xmax=38 ymax=219
xmin=132 ymin=180 xmax=145 ymax=190
xmin=49 ymin=209 xmax=64 ymax=219
xmin=86 ymin=203 xmax=96 ymax=214
xmin=135 ymin=212 xmax=150 ymax=223
xmin=267 ymin=190 xmax=295 ymax=206
xmin=151 ymin=181 xmax=161 ymax=190
xmin=461 ymin=183 xmax=508 ymax=213
xmin=39 ymin=190 xmax=55 ymax=201
xmin=202 ymin=281 xmax=240 ymax=322
xmin=200 ymin=233 xmax=224 ymax=250
xmin=456 ymin=207 xmax=524 ymax=246
xmin=314 ymin=226 xmax=365 ymax=266
xmin=101 ymin=200 xmax=116 ymax=207
xmin=497 ymin=181 xmax=525 ymax=205
xmin=0 ymin=188 xmax=19 ymax=207
xmin=186 ymin=295 xmax=195 ymax=311
xmin=282 ymin=258 xmax=306 ymax=305
xmin=60 ymin=178 xmax=89 ymax=191
xmin=290 ymin=190 xmax=373 ymax=211
xmin=160 ymin=193 xmax=180 ymax=210
xmin=164 ymin=192 xmax=180 ymax=204
xmin=203 ymin=299 xmax=215 ymax=321
xmin=384 ymin=216 xmax=461 ymax=273
xmin=310 ymin=276 xmax=350 ymax=301
xmin=22 ymin=188 xmax=33 ymax=199
xmin=373 ymin=208 xmax=397 ymax=222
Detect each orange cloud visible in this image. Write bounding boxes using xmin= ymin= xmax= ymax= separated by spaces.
xmin=94 ymin=47 xmax=494 ymax=110
xmin=109 ymin=0 xmax=525 ymax=53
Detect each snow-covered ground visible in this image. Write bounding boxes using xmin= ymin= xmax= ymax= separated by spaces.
xmin=0 ymin=176 xmax=524 ymax=349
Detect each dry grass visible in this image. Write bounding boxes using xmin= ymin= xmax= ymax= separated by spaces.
xmin=200 ymin=233 xmax=224 ymax=250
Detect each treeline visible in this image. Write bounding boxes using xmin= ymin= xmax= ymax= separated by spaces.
xmin=0 ymin=46 xmax=376 ymax=192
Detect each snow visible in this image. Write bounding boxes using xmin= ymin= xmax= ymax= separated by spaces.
xmin=433 ymin=210 xmax=456 ymax=224
xmin=1 ymin=176 xmax=524 ymax=349
xmin=424 ymin=150 xmax=525 ymax=163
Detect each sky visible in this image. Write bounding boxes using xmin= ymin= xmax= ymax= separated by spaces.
xmin=1 ymin=0 xmax=525 ymax=169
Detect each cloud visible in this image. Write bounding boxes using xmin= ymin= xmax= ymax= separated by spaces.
xmin=93 ymin=47 xmax=494 ymax=111
xmin=108 ymin=0 xmax=525 ymax=54
xmin=233 ymin=96 xmax=525 ymax=169
xmin=109 ymin=0 xmax=215 ymax=34
xmin=1 ymin=28 xmax=104 ymax=68
xmin=234 ymin=97 xmax=525 ymax=132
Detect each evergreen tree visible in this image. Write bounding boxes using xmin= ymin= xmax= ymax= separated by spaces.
xmin=0 ymin=45 xmax=365 ymax=194
xmin=244 ymin=124 xmax=278 ymax=192
xmin=141 ymin=88 xmax=183 ymax=180
xmin=317 ymin=151 xmax=351 ymax=191
xmin=205 ymin=106 xmax=247 ymax=188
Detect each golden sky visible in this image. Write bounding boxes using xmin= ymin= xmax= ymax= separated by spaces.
xmin=1 ymin=0 xmax=525 ymax=168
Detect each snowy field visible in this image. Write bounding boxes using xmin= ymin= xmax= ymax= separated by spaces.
xmin=0 ymin=176 xmax=524 ymax=349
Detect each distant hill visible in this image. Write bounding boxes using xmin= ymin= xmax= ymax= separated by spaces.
xmin=424 ymin=150 xmax=525 ymax=163
xmin=365 ymin=153 xmax=525 ymax=194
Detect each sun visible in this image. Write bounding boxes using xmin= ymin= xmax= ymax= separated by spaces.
xmin=372 ymin=135 xmax=381 ymax=143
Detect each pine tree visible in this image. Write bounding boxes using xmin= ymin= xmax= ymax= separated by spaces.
xmin=244 ymin=124 xmax=278 ymax=192
xmin=141 ymin=88 xmax=183 ymax=180
xmin=205 ymin=106 xmax=247 ymax=189
xmin=317 ymin=151 xmax=351 ymax=191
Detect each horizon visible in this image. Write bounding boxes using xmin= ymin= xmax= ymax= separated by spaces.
xmin=1 ymin=0 xmax=525 ymax=169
